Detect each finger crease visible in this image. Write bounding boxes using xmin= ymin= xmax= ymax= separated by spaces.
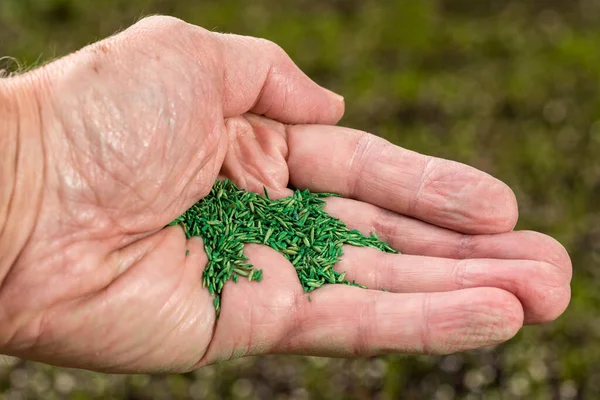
xmin=347 ymin=133 xmax=374 ymax=198
xmin=420 ymin=293 xmax=433 ymax=355
xmin=410 ymin=157 xmax=435 ymax=215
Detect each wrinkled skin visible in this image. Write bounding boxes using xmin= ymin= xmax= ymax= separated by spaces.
xmin=0 ymin=16 xmax=571 ymax=373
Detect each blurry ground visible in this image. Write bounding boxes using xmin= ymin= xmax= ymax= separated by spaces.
xmin=1 ymin=0 xmax=600 ymax=399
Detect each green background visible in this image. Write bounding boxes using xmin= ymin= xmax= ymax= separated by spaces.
xmin=1 ymin=0 xmax=599 ymax=398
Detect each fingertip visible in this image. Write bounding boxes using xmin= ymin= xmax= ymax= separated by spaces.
xmin=525 ymin=284 xmax=571 ymax=325
xmin=321 ymin=88 xmax=345 ymax=124
xmin=517 ymin=231 xmax=573 ymax=280
xmin=488 ymin=180 xmax=519 ymax=233
xmin=521 ymin=260 xmax=571 ymax=325
xmin=428 ymin=288 xmax=523 ymax=354
xmin=455 ymin=173 xmax=520 ymax=234
xmin=482 ymin=288 xmax=525 ymax=332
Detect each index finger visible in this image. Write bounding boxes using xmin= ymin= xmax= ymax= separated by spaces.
xmin=286 ymin=125 xmax=518 ymax=234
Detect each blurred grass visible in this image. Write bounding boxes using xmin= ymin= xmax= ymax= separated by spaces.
xmin=1 ymin=0 xmax=600 ymax=399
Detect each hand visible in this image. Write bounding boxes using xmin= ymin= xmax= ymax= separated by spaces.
xmin=0 ymin=16 xmax=571 ymax=373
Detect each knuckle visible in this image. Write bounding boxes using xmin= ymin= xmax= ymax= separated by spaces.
xmin=256 ymin=38 xmax=286 ymax=57
xmin=451 ymin=259 xmax=469 ymax=288
xmin=375 ymin=251 xmax=391 ymax=290
xmin=410 ymin=156 xmax=437 ymax=215
xmin=137 ymin=15 xmax=188 ymax=31
xmin=456 ymin=233 xmax=476 ymax=259
xmin=348 ymin=131 xmax=379 ymax=196
xmin=133 ymin=16 xmax=211 ymax=45
xmin=339 ymin=291 xmax=381 ymax=357
xmin=362 ymin=293 xmax=381 ymax=354
xmin=224 ymin=115 xmax=254 ymax=138
xmin=372 ymin=207 xmax=400 ymax=241
xmin=419 ymin=293 xmax=433 ymax=354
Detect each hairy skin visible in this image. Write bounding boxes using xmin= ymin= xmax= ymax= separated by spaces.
xmin=0 ymin=16 xmax=571 ymax=373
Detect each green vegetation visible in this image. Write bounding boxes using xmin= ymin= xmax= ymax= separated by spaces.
xmin=172 ymin=179 xmax=396 ymax=315
xmin=1 ymin=0 xmax=599 ymax=398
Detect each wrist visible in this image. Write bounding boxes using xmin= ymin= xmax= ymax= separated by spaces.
xmin=0 ymin=76 xmax=45 ymax=284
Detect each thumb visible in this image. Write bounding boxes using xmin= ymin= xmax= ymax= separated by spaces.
xmin=213 ymin=33 xmax=345 ymax=124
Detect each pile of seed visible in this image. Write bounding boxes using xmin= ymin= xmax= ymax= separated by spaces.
xmin=170 ymin=179 xmax=398 ymax=315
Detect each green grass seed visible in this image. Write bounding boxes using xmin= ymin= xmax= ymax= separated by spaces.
xmin=171 ymin=179 xmax=399 ymax=316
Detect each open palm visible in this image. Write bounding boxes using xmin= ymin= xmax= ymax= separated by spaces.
xmin=0 ymin=16 xmax=571 ymax=373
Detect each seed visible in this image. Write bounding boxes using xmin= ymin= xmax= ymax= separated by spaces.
xmin=255 ymin=270 xmax=263 ymax=282
xmin=264 ymin=228 xmax=273 ymax=244
xmin=234 ymin=268 xmax=249 ymax=277
xmin=169 ymin=179 xmax=399 ymax=318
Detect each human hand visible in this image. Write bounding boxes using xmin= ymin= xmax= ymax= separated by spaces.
xmin=0 ymin=16 xmax=571 ymax=373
